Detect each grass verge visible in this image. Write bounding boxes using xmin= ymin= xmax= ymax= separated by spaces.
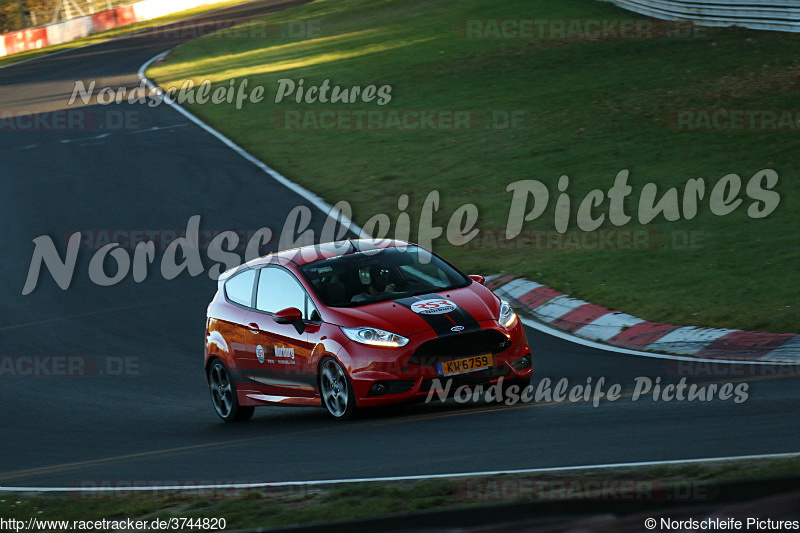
xmin=146 ymin=0 xmax=800 ymax=333
xmin=2 ymin=455 xmax=799 ymax=530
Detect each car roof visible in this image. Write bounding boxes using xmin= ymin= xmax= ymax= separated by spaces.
xmin=246 ymin=238 xmax=415 ymax=268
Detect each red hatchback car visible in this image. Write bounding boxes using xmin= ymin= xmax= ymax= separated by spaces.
xmin=204 ymin=239 xmax=532 ymax=420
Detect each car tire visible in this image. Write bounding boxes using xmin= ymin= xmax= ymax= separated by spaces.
xmin=208 ymin=359 xmax=254 ymax=422
xmin=319 ymin=356 xmax=357 ymax=420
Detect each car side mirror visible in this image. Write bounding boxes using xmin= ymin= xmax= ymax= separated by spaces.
xmin=273 ymin=307 xmax=305 ymax=334
xmin=468 ymin=274 xmax=485 ymax=285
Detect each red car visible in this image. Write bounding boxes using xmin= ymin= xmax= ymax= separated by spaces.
xmin=204 ymin=239 xmax=532 ymax=420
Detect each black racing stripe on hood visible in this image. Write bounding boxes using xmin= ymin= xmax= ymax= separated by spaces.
xmin=394 ymin=295 xmax=454 ymax=337
xmin=416 ymin=293 xmax=482 ymax=333
xmin=394 ymin=293 xmax=481 ymax=337
xmin=444 ymin=297 xmax=482 ymax=333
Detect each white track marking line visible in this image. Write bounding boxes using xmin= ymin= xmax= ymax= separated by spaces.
xmin=59 ymin=133 xmax=110 ymax=143
xmin=138 ymin=50 xmax=364 ymax=238
xmin=129 ymin=124 xmax=189 ymax=134
xmin=2 ymin=452 xmax=799 ymax=492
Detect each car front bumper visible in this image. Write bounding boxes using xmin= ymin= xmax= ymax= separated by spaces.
xmin=343 ymin=318 xmax=533 ymax=407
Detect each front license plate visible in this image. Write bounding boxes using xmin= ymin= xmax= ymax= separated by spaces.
xmin=436 ymin=354 xmax=493 ymax=376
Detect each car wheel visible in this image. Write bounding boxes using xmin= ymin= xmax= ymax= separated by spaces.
xmin=208 ymin=360 xmax=254 ymax=422
xmin=319 ymin=357 xmax=356 ymax=420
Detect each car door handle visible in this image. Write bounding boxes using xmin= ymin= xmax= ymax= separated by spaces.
xmin=248 ymin=323 xmax=260 ymax=334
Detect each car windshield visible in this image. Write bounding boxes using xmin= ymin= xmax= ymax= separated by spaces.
xmin=298 ymin=245 xmax=470 ymax=307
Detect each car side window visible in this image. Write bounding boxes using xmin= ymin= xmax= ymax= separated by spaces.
xmin=225 ymin=269 xmax=257 ymax=307
xmin=307 ymin=300 xmax=321 ymax=322
xmin=256 ymin=267 xmax=310 ymax=318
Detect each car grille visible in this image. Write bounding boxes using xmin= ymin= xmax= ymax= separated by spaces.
xmin=407 ymin=329 xmax=512 ymax=367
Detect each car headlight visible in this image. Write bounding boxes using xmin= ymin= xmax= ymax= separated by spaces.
xmin=341 ymin=326 xmax=409 ymax=347
xmin=499 ymin=299 xmax=517 ymax=328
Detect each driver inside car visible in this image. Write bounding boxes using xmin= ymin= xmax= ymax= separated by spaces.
xmin=351 ymin=265 xmax=398 ymax=303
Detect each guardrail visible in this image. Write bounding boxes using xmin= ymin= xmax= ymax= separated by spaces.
xmin=0 ymin=0 xmax=231 ymax=58
xmin=609 ymin=0 xmax=800 ymax=32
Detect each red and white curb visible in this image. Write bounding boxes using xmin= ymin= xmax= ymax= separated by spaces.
xmin=488 ymin=275 xmax=800 ymax=363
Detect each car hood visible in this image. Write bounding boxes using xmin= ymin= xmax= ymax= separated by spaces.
xmin=323 ymin=284 xmax=500 ymax=338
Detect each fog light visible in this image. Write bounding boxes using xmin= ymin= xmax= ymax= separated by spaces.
xmin=369 ymin=382 xmax=388 ymax=396
xmin=511 ymin=353 xmax=532 ymax=371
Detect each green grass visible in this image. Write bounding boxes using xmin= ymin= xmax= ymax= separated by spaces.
xmin=0 ymin=0 xmax=254 ymax=68
xmin=0 ymin=481 xmax=458 ymax=531
xmin=3 ymin=456 xmax=799 ymax=530
xmin=147 ymin=0 xmax=800 ymax=333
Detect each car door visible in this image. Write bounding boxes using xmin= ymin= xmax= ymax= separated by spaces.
xmin=244 ymin=266 xmax=319 ymax=398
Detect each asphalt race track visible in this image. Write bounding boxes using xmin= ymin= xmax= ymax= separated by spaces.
xmin=1 ymin=0 xmax=799 ymax=489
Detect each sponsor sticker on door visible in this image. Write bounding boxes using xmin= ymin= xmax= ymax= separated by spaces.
xmin=256 ymin=345 xmax=265 ymax=363
xmin=274 ymin=346 xmax=295 ymax=360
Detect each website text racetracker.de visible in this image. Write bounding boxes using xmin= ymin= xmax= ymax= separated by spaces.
xmin=460 ymin=229 xmax=704 ymax=251
xmin=0 ymin=517 xmax=226 ymax=531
